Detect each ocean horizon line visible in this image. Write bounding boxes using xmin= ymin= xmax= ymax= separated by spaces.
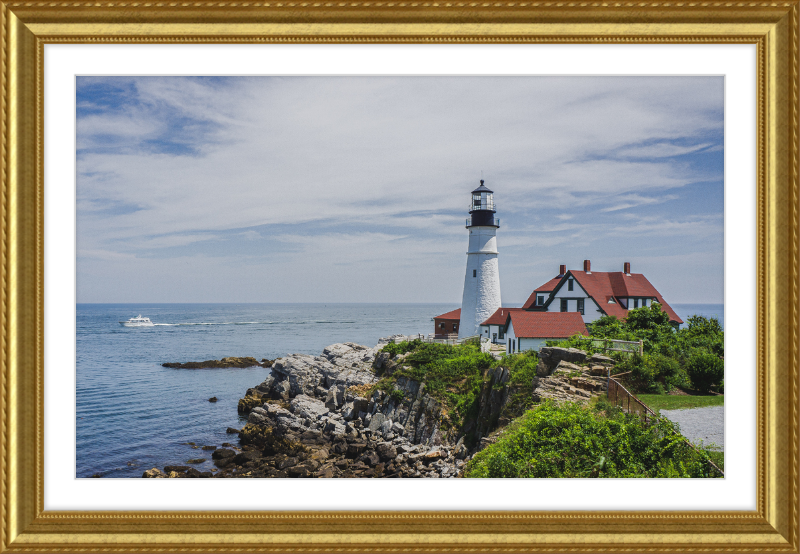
xmin=77 ymin=301 xmax=724 ymax=306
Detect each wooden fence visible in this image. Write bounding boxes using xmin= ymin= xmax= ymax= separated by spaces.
xmin=592 ymin=338 xmax=643 ymax=356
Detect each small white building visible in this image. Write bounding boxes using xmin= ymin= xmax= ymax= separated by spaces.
xmin=503 ymin=311 xmax=588 ymax=354
xmin=478 ymin=307 xmax=521 ymax=344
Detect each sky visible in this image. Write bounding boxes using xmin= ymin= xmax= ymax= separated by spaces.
xmin=76 ymin=76 xmax=724 ymax=305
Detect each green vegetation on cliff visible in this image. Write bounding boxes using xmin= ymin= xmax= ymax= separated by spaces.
xmin=374 ymin=341 xmax=543 ymax=442
xmin=552 ymin=305 xmax=724 ymax=394
xmin=464 ymin=400 xmax=721 ymax=478
xmin=376 ymin=341 xmax=493 ymax=431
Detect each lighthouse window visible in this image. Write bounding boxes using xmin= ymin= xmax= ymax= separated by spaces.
xmin=473 ymin=269 xmax=476 ymax=277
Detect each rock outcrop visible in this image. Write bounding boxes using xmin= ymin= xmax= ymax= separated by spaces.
xmin=531 ymin=355 xmax=613 ymax=404
xmin=163 ymin=357 xmax=273 ymax=369
xmin=536 ymin=347 xmax=588 ymax=376
xmin=473 ymin=365 xmax=511 ymax=441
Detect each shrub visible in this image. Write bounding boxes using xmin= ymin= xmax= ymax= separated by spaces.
xmin=464 ymin=401 xmax=719 ymax=478
xmin=686 ymin=350 xmax=724 ymax=393
xmin=381 ymin=339 xmax=422 ymax=357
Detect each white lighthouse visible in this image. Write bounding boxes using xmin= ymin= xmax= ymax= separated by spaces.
xmin=459 ymin=180 xmax=502 ymax=338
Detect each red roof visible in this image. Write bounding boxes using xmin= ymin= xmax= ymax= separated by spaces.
xmin=480 ymin=307 xmax=524 ymax=326
xmin=567 ymin=271 xmax=682 ymax=324
xmin=508 ymin=311 xmax=588 ymax=339
xmin=521 ymin=276 xmax=562 ymax=309
xmin=434 ymin=308 xmax=461 ymax=321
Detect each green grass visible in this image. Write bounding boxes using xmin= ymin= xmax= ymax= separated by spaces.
xmin=637 ymin=394 xmax=724 ymax=412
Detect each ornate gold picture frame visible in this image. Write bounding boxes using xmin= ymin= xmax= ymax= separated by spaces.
xmin=1 ymin=3 xmax=798 ymax=552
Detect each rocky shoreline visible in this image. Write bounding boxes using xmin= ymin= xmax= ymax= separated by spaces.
xmin=143 ymin=337 xmax=614 ymax=479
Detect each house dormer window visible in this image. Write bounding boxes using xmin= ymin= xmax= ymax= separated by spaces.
xmin=537 ymin=295 xmax=544 ymax=306
xmin=568 ymin=278 xmax=574 ymax=291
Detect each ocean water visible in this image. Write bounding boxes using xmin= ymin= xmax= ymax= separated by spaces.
xmin=76 ymin=302 xmax=722 ymax=478
xmin=671 ymin=303 xmax=724 ymax=329
xmin=76 ymin=303 xmax=458 ymax=478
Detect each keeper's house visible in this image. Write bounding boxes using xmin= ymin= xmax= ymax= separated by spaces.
xmin=522 ymin=260 xmax=683 ymax=326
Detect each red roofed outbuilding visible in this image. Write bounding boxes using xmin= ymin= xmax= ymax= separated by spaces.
xmin=433 ymin=308 xmax=461 ymax=338
xmin=504 ymin=311 xmax=588 ymax=353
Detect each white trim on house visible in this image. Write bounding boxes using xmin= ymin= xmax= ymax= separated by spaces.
xmin=479 ymin=323 xmax=506 ymax=343
xmin=544 ymin=272 xmax=603 ymax=324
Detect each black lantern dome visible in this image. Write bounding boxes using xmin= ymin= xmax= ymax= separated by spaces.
xmin=467 ymin=180 xmax=499 ymax=228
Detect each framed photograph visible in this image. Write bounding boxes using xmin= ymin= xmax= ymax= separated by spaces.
xmin=2 ymin=3 xmax=798 ymax=552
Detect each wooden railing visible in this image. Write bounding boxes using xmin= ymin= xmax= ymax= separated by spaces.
xmin=608 ymin=376 xmax=724 ymax=477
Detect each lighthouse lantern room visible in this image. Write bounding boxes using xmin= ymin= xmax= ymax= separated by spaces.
xmin=459 ymin=180 xmax=502 ymax=339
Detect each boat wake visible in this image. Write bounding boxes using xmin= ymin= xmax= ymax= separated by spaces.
xmin=151 ymin=320 xmax=358 ymax=326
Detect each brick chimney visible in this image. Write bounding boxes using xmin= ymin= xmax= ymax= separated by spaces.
xmin=559 ymin=264 xmax=566 ymax=276
xmin=583 ymin=259 xmax=591 ymax=274
xmin=624 ymin=262 xmax=631 ymax=275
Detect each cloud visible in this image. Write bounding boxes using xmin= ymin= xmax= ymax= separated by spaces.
xmin=75 ymin=76 xmax=724 ymax=303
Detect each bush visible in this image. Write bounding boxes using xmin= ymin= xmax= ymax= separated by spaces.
xmin=686 ymin=350 xmax=724 ymax=393
xmin=381 ymin=339 xmax=422 ymax=357
xmin=613 ymin=352 xmax=678 ymax=394
xmin=464 ymin=401 xmax=719 ymax=478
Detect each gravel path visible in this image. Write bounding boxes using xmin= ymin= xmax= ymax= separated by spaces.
xmin=660 ymin=406 xmax=724 ymax=450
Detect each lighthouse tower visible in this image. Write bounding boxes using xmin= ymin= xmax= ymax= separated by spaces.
xmin=459 ymin=180 xmax=501 ymax=339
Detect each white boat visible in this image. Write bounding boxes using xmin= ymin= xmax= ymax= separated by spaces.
xmin=119 ymin=315 xmax=154 ymax=327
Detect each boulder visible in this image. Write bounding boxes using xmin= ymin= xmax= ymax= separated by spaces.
xmin=554 ymin=360 xmax=584 ymax=374
xmin=233 ymin=451 xmax=262 ymax=465
xmin=287 ymin=464 xmax=313 ymax=478
xmin=346 ymin=442 xmax=367 ymax=459
xmin=376 ymin=442 xmax=397 ymax=461
xmin=163 ymin=465 xmax=190 ymax=473
xmin=290 ymin=395 xmax=329 ymax=421
xmin=537 ymin=347 xmax=588 ymax=376
xmin=142 ymin=468 xmax=166 ymax=478
xmin=211 ymin=448 xmax=236 ymax=460
xmin=373 ymin=351 xmax=391 ymax=370
xmin=368 ymin=413 xmax=386 ymax=433
xmin=589 ymin=353 xmax=615 ymax=365
xmin=324 ymin=420 xmax=346 ymax=435
xmin=248 ymin=408 xmax=270 ymax=425
xmin=325 ymin=385 xmax=346 ymax=411
xmin=590 ymin=365 xmax=608 ymax=376
xmin=359 ymin=451 xmax=381 ymax=466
